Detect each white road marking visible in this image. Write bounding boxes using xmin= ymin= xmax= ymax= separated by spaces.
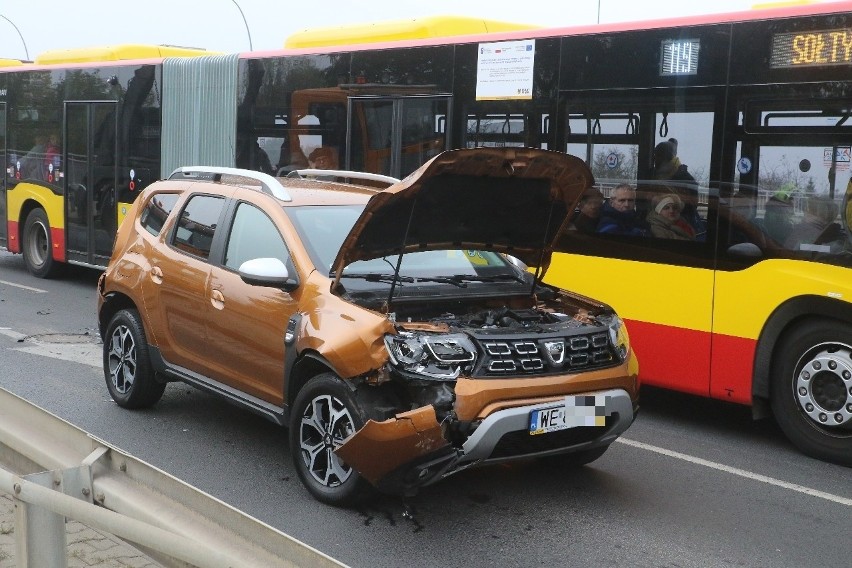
xmin=11 ymin=342 xmax=101 ymax=368
xmin=0 ymin=280 xmax=48 ymax=293
xmin=617 ymin=437 xmax=852 ymax=507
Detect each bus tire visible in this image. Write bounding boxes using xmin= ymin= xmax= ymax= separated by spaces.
xmin=22 ymin=208 xmax=62 ymax=278
xmin=103 ymin=309 xmax=166 ymax=409
xmin=770 ymin=319 xmax=852 ymax=466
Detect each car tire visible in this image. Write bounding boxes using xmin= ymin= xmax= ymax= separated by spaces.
xmin=104 ymin=309 xmax=166 ymax=409
xmin=539 ymin=444 xmax=609 ymax=468
xmin=770 ymin=319 xmax=852 ymax=466
xmin=290 ymin=373 xmax=373 ymax=506
xmin=22 ymin=208 xmax=62 ymax=278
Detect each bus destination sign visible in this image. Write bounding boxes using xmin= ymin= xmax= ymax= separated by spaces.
xmin=770 ymin=29 xmax=852 ymax=68
xmin=660 ymin=39 xmax=700 ymax=76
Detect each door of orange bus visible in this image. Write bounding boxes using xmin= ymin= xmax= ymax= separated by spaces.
xmin=64 ymin=102 xmax=118 ymax=268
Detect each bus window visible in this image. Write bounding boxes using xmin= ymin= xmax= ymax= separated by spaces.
xmin=465 ymin=113 xmax=527 ymax=148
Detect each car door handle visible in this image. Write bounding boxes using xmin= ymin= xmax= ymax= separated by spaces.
xmin=151 ymin=266 xmax=163 ymax=284
xmin=210 ymin=289 xmax=225 ymax=310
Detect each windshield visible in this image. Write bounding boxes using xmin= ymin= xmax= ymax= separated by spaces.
xmin=286 ymin=204 xmax=520 ymax=279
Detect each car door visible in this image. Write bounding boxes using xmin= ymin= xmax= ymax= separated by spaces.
xmin=204 ymin=200 xmax=298 ymax=405
xmin=140 ymin=192 xmax=226 ymax=374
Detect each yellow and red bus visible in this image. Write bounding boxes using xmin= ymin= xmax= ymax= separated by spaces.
xmin=2 ymin=6 xmax=852 ymax=463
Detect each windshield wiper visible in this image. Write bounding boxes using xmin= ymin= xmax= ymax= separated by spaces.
xmin=444 ymin=273 xmax=527 ymax=285
xmin=333 ymin=272 xmax=415 ymax=285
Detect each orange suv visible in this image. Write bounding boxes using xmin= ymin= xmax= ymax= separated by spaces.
xmin=97 ymin=148 xmax=639 ymax=506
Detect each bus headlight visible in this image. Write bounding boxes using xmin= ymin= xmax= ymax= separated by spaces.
xmin=384 ymin=332 xmax=477 ymax=380
xmin=608 ymin=316 xmax=630 ymax=361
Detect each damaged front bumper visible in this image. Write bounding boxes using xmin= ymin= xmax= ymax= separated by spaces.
xmin=335 ymin=387 xmax=634 ymax=495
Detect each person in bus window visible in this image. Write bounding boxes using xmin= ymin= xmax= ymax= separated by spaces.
xmin=569 ymin=187 xmax=604 ymax=233
xmin=651 ymin=138 xmax=705 ymax=239
xmin=308 ymin=146 xmax=337 ymax=170
xmin=21 ymin=135 xmax=47 ymax=179
xmin=596 ymin=183 xmax=649 ymax=237
xmin=646 ymin=191 xmax=695 ymax=240
xmin=762 ymin=185 xmax=796 ymax=245
xmin=784 ymin=195 xmax=840 ymax=250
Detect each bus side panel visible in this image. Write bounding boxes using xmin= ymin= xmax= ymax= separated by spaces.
xmin=711 ymin=260 xmax=852 ymax=405
xmin=546 ymin=253 xmax=714 ymax=396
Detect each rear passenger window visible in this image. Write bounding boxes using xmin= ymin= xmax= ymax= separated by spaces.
xmin=139 ymin=193 xmax=180 ymax=236
xmin=173 ymin=195 xmax=225 ymax=260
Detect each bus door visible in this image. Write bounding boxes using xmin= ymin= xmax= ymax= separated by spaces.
xmin=711 ymin=96 xmax=852 ymax=402
xmin=346 ymin=95 xmax=450 ymax=179
xmin=64 ymin=101 xmax=118 ymax=268
xmin=549 ymin=97 xmax=718 ymax=397
xmin=0 ymin=102 xmax=6 ymax=247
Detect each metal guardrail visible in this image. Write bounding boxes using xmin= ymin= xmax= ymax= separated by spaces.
xmin=0 ymin=386 xmax=348 ymax=568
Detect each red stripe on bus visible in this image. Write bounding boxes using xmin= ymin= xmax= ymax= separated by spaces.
xmin=709 ymin=334 xmax=756 ymax=406
xmin=6 ymin=221 xmax=20 ymax=253
xmin=623 ymin=319 xmax=711 ymax=397
xmin=51 ymin=228 xmax=65 ymax=262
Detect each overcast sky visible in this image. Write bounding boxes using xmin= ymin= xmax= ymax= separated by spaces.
xmin=0 ymin=0 xmax=787 ymax=61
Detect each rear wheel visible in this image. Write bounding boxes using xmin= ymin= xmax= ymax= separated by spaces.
xmin=770 ymin=319 xmax=852 ymax=466
xmin=104 ymin=309 xmax=166 ymax=409
xmin=289 ymin=373 xmax=372 ymax=506
xmin=22 ymin=208 xmax=62 ymax=278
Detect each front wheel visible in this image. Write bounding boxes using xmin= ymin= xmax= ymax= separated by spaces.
xmin=22 ymin=208 xmax=62 ymax=278
xmin=103 ymin=309 xmax=166 ymax=409
xmin=770 ymin=319 xmax=852 ymax=466
xmin=289 ymin=373 xmax=373 ymax=506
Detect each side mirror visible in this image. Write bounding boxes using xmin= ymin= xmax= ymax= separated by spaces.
xmin=238 ymin=258 xmax=299 ymax=291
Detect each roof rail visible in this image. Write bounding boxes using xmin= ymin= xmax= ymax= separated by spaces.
xmin=169 ymin=166 xmax=291 ymax=201
xmin=286 ymin=168 xmax=400 ymax=187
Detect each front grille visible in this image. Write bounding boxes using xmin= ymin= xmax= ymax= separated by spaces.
xmin=489 ymin=418 xmax=612 ymax=459
xmin=470 ymin=328 xmax=616 ymax=377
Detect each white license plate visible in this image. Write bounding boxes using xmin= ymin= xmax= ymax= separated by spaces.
xmin=529 ymin=396 xmax=607 ymax=435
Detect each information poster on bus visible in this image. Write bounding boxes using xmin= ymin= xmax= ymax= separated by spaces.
xmin=475 ymin=39 xmax=536 ymax=101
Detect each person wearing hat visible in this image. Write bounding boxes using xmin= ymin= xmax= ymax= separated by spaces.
xmin=570 ymin=187 xmax=605 ymax=233
xmin=646 ymin=190 xmax=695 ymax=240
xmin=308 ymin=146 xmax=337 ymax=170
xmin=763 ymin=183 xmax=796 ymax=244
xmin=651 ymin=138 xmax=705 ymax=240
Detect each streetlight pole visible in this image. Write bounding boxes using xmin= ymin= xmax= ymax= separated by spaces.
xmin=0 ymin=14 xmax=30 ymax=60
xmin=229 ymin=0 xmax=253 ymax=51
xmin=597 ymin=0 xmax=602 ymax=24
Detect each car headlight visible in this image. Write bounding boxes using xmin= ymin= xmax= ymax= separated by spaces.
xmin=384 ymin=332 xmax=477 ymax=380
xmin=608 ymin=315 xmax=630 ymax=361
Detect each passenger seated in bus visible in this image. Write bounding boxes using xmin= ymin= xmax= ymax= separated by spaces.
xmin=308 ymin=146 xmax=337 ymax=170
xmin=569 ymin=187 xmax=604 ymax=233
xmin=762 ymin=185 xmax=796 ymax=244
xmin=646 ymin=191 xmax=695 ymax=240
xmin=596 ymin=183 xmax=649 ymax=236
xmin=651 ymin=138 xmax=704 ymax=239
xmin=236 ymin=136 xmax=273 ymax=175
xmin=21 ymin=135 xmax=47 ymax=179
xmin=784 ymin=195 xmax=840 ymax=250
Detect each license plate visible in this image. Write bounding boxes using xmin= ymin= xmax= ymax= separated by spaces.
xmin=529 ymin=396 xmax=607 ymax=435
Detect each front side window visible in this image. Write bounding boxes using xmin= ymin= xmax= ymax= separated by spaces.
xmin=224 ymin=203 xmax=290 ymax=271
xmin=172 ymin=194 xmax=225 ymax=260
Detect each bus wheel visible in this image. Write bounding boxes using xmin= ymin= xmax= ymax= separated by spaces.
xmin=770 ymin=319 xmax=852 ymax=466
xmin=22 ymin=208 xmax=62 ymax=278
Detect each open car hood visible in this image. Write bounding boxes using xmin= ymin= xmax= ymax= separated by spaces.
xmin=331 ymin=148 xmax=594 ymax=281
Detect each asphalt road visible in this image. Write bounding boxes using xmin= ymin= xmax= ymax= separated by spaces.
xmin=1 ymin=250 xmax=851 ymax=568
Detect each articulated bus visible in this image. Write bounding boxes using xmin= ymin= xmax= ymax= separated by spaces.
xmin=1 ymin=5 xmax=852 ymax=464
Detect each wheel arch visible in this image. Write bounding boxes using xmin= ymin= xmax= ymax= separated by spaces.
xmin=753 ymin=295 xmax=852 ymax=404
xmin=287 ymin=351 xmax=341 ymax=407
xmin=98 ymin=292 xmax=142 ymax=340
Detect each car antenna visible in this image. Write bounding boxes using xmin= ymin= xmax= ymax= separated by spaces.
xmin=530 ymin=200 xmax=556 ymax=297
xmin=386 ymin=197 xmax=418 ymax=310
